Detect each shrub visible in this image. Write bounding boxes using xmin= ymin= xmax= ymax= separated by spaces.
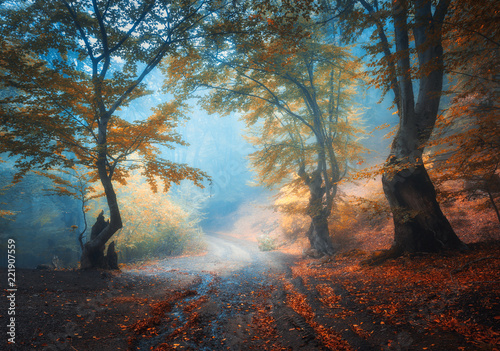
xmin=257 ymin=234 xmax=277 ymax=251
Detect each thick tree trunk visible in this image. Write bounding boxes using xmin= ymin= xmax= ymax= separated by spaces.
xmin=486 ymin=187 xmax=500 ymax=226
xmin=106 ymin=241 xmax=119 ymax=270
xmin=304 ymin=170 xmax=336 ymax=256
xmin=383 ymin=163 xmax=465 ymax=253
xmin=80 ymin=212 xmax=121 ymax=269
xmin=81 ymin=211 xmax=109 ymax=269
xmin=306 ymin=213 xmax=336 ymax=256
xmin=80 ymin=241 xmax=107 ymax=269
xmin=374 ymin=0 xmax=466 ymax=256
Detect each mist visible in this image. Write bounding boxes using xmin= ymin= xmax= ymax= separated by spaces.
xmin=1 ymin=1 xmax=499 ymax=350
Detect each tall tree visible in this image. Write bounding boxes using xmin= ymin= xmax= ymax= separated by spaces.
xmin=335 ymin=0 xmax=466 ymax=256
xmin=165 ymin=11 xmax=365 ymax=256
xmin=0 ymin=0 xmax=237 ymax=268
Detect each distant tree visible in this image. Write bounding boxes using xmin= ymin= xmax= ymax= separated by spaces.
xmin=0 ymin=0 xmax=241 ymax=268
xmin=35 ymin=167 xmax=102 ymax=252
xmin=165 ymin=10 xmax=366 ymax=256
xmin=0 ymin=179 xmax=16 ymax=220
xmin=333 ymin=0 xmax=467 ymax=257
xmin=428 ymin=0 xmax=500 ymax=224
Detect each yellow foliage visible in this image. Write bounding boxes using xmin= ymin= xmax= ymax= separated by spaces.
xmin=103 ymin=173 xmax=206 ymax=262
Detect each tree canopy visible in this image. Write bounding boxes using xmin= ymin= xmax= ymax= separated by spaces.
xmin=0 ymin=0 xmax=497 ymax=267
xmin=164 ymin=6 xmax=366 ymax=255
xmin=0 ymin=0 xmax=241 ymax=267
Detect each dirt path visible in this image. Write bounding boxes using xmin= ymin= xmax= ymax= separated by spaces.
xmin=125 ymin=232 xmax=302 ymax=350
xmin=3 ymin=232 xmax=498 ymax=350
xmin=123 ymin=233 xmax=499 ymax=351
xmin=123 ymin=233 xmax=378 ymax=351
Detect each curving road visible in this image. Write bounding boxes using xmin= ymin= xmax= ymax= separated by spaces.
xmin=155 ymin=232 xmax=292 ymax=275
xmin=128 ymin=232 xmax=376 ymax=351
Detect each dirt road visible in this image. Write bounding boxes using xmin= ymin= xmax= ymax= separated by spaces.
xmin=125 ymin=232 xmax=374 ymax=351
xmin=127 ymin=232 xmax=304 ymax=350
xmin=5 ymin=230 xmax=496 ymax=351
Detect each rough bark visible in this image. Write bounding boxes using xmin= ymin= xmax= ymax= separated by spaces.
xmin=81 ymin=212 xmax=121 ymax=270
xmin=80 ymin=121 xmax=123 ymax=269
xmin=378 ymin=0 xmax=466 ymax=255
xmin=383 ymin=163 xmax=465 ymax=253
xmin=483 ymin=174 xmax=500 ymax=225
xmin=80 ymin=152 xmax=123 ymax=269
xmin=304 ymin=170 xmax=336 ymax=256
xmin=106 ymin=241 xmax=119 ymax=270
xmin=306 ymin=216 xmax=336 ymax=256
xmin=81 ymin=211 xmax=108 ymax=269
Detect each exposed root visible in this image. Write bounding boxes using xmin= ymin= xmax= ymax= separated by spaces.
xmin=361 ymin=246 xmax=402 ymax=266
xmin=307 ymin=255 xmax=334 ymax=267
xmin=451 ymin=256 xmax=500 ymax=275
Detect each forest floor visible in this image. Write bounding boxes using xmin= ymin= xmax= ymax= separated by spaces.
xmin=1 ymin=200 xmax=500 ymax=351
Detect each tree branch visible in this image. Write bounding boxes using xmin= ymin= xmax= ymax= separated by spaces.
xmin=61 ymin=0 xmax=97 ymax=63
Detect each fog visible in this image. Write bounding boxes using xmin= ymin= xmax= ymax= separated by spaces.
xmin=0 ymin=35 xmax=401 ymax=269
xmin=0 ymin=74 xmax=397 ymax=268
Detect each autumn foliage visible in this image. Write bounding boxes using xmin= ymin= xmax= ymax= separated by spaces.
xmin=428 ymin=0 xmax=500 ymax=223
xmin=0 ymin=0 xmax=216 ymax=268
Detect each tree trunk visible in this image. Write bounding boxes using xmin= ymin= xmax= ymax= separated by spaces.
xmin=376 ymin=0 xmax=466 ymax=256
xmin=486 ymin=187 xmax=500 ymax=226
xmin=306 ymin=213 xmax=336 ymax=256
xmin=106 ymin=241 xmax=119 ymax=270
xmin=80 ymin=211 xmax=108 ymax=269
xmin=305 ymin=170 xmax=336 ymax=256
xmin=80 ymin=212 xmax=121 ymax=269
xmin=80 ymin=147 xmax=123 ymax=269
xmin=80 ymin=241 xmax=107 ymax=269
xmin=383 ymin=163 xmax=465 ymax=253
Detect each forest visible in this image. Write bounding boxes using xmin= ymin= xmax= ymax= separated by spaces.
xmin=0 ymin=0 xmax=498 ymax=350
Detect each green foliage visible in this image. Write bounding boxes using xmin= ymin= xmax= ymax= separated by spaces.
xmin=115 ymin=223 xmax=205 ymax=262
xmin=257 ymin=234 xmax=277 ymax=252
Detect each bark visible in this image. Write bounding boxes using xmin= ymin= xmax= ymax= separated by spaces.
xmin=380 ymin=0 xmax=466 ymax=255
xmin=80 ymin=211 xmax=108 ymax=269
xmin=80 ymin=150 xmax=123 ymax=269
xmin=383 ymin=163 xmax=465 ymax=253
xmin=482 ymin=174 xmax=500 ymax=225
xmin=106 ymin=241 xmax=119 ymax=270
xmin=304 ymin=170 xmax=336 ymax=256
xmin=306 ymin=216 xmax=336 ymax=256
xmin=81 ymin=212 xmax=121 ymax=269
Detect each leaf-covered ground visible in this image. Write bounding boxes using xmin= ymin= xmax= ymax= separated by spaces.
xmin=1 ymin=199 xmax=499 ymax=350
xmin=2 ymin=240 xmax=499 ymax=350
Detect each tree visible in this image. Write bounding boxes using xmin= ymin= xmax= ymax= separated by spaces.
xmin=35 ymin=167 xmax=102 ymax=253
xmin=428 ymin=0 xmax=500 ymax=225
xmin=335 ymin=0 xmax=467 ymax=256
xmin=0 ymin=0 xmax=232 ymax=268
xmin=165 ymin=10 xmax=365 ymax=256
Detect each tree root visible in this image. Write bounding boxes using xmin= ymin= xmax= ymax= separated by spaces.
xmin=361 ymin=246 xmax=402 ymax=266
xmin=451 ymin=256 xmax=499 ymax=275
xmin=307 ymin=255 xmax=334 ymax=267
